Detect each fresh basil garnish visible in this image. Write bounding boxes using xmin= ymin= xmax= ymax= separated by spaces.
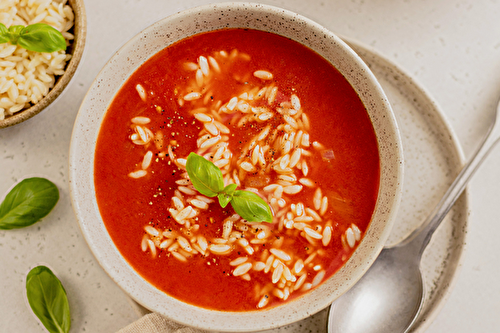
xmin=26 ymin=266 xmax=71 ymax=333
xmin=0 ymin=23 xmax=9 ymax=44
xmin=186 ymin=152 xmax=224 ymax=197
xmin=231 ymin=190 xmax=273 ymax=223
xmin=185 ymin=153 xmax=273 ymax=223
xmin=5 ymin=25 xmax=24 ymax=44
xmin=0 ymin=22 xmax=66 ymax=53
xmin=0 ymin=177 xmax=59 ymax=230
xmin=218 ymin=183 xmax=237 ymax=208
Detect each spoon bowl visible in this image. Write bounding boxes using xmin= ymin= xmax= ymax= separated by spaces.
xmin=329 ymin=246 xmax=423 ymax=332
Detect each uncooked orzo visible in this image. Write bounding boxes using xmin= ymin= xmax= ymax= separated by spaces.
xmin=0 ymin=0 xmax=74 ymax=120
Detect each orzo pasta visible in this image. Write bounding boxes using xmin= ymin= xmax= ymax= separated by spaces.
xmin=94 ymin=29 xmax=380 ymax=311
xmin=0 ymin=0 xmax=74 ymax=120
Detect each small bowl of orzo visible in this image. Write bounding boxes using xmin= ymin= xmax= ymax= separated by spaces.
xmin=69 ymin=2 xmax=404 ymax=332
xmin=0 ymin=0 xmax=86 ymax=128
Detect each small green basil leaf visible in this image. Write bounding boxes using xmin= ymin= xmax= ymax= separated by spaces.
xmin=18 ymin=23 xmax=66 ymax=53
xmin=230 ymin=190 xmax=273 ymax=223
xmin=186 ymin=153 xmax=224 ymax=197
xmin=0 ymin=23 xmax=9 ymax=44
xmin=26 ymin=266 xmax=71 ymax=333
xmin=217 ymin=193 xmax=231 ymax=208
xmin=7 ymin=25 xmax=24 ymax=44
xmin=218 ymin=184 xmax=237 ymax=208
xmin=0 ymin=177 xmax=59 ymax=230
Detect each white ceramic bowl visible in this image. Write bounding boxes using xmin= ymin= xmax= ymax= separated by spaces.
xmin=69 ymin=3 xmax=403 ymax=331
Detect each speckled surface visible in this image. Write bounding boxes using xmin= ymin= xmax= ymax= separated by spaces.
xmin=2 ymin=0 xmax=500 ymax=332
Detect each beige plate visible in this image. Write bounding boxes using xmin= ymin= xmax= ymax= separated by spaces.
xmin=128 ymin=37 xmax=468 ymax=333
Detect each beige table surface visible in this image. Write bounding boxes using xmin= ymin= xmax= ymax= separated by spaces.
xmin=2 ymin=0 xmax=500 ymax=332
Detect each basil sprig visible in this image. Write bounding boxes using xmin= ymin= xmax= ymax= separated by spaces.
xmin=26 ymin=266 xmax=71 ymax=333
xmin=0 ymin=177 xmax=59 ymax=230
xmin=186 ymin=153 xmax=273 ymax=223
xmin=0 ymin=22 xmax=66 ymax=53
xmin=218 ymin=183 xmax=237 ymax=208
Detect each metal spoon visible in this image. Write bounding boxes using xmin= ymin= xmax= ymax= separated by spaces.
xmin=328 ymin=98 xmax=500 ymax=333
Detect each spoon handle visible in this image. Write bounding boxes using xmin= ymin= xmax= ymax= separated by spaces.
xmin=400 ymin=99 xmax=500 ymax=256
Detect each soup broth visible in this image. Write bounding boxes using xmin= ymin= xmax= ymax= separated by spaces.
xmin=94 ymin=29 xmax=380 ymax=311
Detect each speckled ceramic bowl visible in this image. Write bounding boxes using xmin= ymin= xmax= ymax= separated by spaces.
xmin=0 ymin=0 xmax=86 ymax=129
xmin=69 ymin=3 xmax=403 ymax=331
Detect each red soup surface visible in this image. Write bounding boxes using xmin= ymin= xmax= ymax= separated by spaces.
xmin=94 ymin=28 xmax=380 ymax=311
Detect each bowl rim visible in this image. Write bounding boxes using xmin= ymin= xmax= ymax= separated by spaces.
xmin=69 ymin=2 xmax=403 ymax=331
xmin=0 ymin=0 xmax=87 ymax=129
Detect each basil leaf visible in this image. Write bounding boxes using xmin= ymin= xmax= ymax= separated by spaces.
xmin=18 ymin=23 xmax=66 ymax=53
xmin=0 ymin=177 xmax=59 ymax=230
xmin=218 ymin=184 xmax=237 ymax=208
xmin=231 ymin=190 xmax=273 ymax=223
xmin=186 ymin=153 xmax=224 ymax=197
xmin=7 ymin=25 xmax=24 ymax=44
xmin=0 ymin=23 xmax=9 ymax=44
xmin=26 ymin=266 xmax=71 ymax=333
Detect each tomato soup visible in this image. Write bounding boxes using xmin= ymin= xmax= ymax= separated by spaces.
xmin=94 ymin=29 xmax=380 ymax=311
